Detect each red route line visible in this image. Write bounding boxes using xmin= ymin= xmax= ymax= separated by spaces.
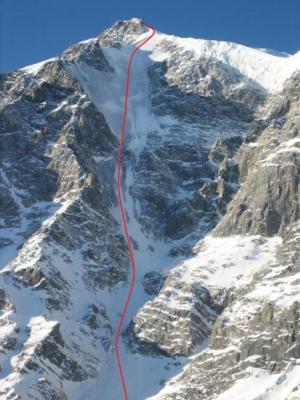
xmin=115 ymin=22 xmax=156 ymax=400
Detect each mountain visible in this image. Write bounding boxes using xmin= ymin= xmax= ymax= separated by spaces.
xmin=0 ymin=17 xmax=300 ymax=399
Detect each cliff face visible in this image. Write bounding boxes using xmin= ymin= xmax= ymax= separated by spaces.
xmin=0 ymin=18 xmax=299 ymax=400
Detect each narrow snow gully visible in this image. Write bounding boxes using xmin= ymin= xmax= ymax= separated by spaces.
xmin=115 ymin=22 xmax=156 ymax=400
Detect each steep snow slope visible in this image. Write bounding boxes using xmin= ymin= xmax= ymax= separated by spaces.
xmin=148 ymin=35 xmax=300 ymax=93
xmin=23 ymin=24 xmax=300 ymax=93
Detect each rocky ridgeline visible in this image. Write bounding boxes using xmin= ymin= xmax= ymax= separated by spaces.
xmin=215 ymin=72 xmax=300 ymax=237
xmin=131 ymin=31 xmax=265 ymax=244
xmin=134 ymin=72 xmax=300 ymax=399
xmin=153 ymin=221 xmax=300 ymax=399
xmin=0 ymin=49 xmax=129 ymax=398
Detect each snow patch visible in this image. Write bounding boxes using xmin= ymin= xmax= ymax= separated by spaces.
xmin=216 ymin=363 xmax=300 ymax=400
xmin=21 ymin=58 xmax=57 ymax=75
xmin=176 ymin=235 xmax=281 ymax=290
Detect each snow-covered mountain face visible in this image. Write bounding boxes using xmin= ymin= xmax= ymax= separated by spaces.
xmin=0 ymin=17 xmax=300 ymax=400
